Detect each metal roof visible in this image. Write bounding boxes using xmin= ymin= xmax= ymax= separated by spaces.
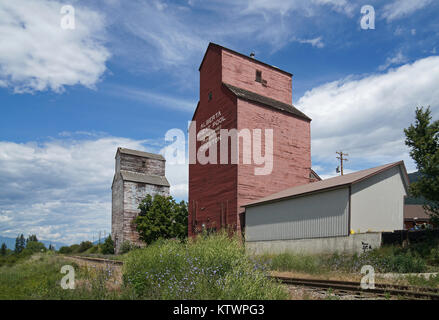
xmin=404 ymin=204 xmax=431 ymax=221
xmin=244 ymin=161 xmax=409 ymax=208
xmin=117 ymin=147 xmax=165 ymax=161
xmin=120 ymin=170 xmax=170 ymax=187
xmin=223 ymin=83 xmax=311 ymax=121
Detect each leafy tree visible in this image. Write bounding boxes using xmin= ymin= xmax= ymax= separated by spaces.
xmin=101 ymin=235 xmax=114 ymax=254
xmin=69 ymin=244 xmax=80 ymax=253
xmin=24 ymin=241 xmax=46 ymax=253
xmin=1 ymin=243 xmax=7 ymax=256
xmin=58 ymin=246 xmax=73 ymax=254
xmin=26 ymin=234 xmax=38 ymax=244
xmin=135 ymin=194 xmax=188 ymax=244
xmin=78 ymin=241 xmax=93 ymax=253
xmin=404 ymin=106 xmax=439 ymax=224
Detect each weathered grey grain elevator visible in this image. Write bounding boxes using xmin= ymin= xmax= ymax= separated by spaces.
xmin=111 ymin=147 xmax=169 ymax=253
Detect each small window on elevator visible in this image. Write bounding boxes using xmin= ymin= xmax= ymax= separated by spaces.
xmin=208 ymin=91 xmax=212 ymax=101
xmin=255 ymin=70 xmax=262 ymax=83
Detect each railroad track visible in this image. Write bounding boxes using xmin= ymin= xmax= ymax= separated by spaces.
xmin=67 ymin=256 xmax=439 ymax=300
xmin=272 ymin=276 xmax=439 ymax=300
xmin=69 ymin=255 xmax=124 ymax=265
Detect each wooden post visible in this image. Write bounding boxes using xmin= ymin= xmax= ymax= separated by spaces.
xmin=336 ymin=151 xmax=349 ymax=175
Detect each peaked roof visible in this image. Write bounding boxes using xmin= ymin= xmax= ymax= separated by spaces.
xmin=244 ymin=161 xmax=409 ymax=208
xmin=223 ymin=83 xmax=311 ymax=121
xmin=199 ymin=42 xmax=293 ymax=77
xmin=117 ymin=147 xmax=165 ymax=161
xmin=120 ymin=170 xmax=170 ymax=187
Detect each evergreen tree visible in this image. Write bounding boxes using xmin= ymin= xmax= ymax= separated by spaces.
xmin=26 ymin=234 xmax=38 ymax=244
xmin=135 ymin=194 xmax=188 ymax=244
xmin=101 ymin=235 xmax=114 ymax=255
xmin=19 ymin=234 xmax=25 ymax=252
xmin=15 ymin=234 xmax=25 ymax=254
xmin=1 ymin=243 xmax=6 ymax=256
xmin=404 ymin=106 xmax=439 ymax=224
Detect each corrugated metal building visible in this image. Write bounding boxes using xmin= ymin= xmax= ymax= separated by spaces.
xmin=244 ymin=161 xmax=409 ymax=243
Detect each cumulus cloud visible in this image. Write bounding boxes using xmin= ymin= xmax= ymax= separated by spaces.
xmin=382 ymin=0 xmax=433 ymax=21
xmin=298 ymin=56 xmax=439 ymax=177
xmin=0 ymin=134 xmax=187 ymax=244
xmin=0 ymin=0 xmax=110 ymax=93
xmin=378 ymin=51 xmax=407 ymax=71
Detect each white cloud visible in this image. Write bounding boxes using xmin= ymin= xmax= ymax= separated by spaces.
xmin=0 ymin=0 xmax=110 ymax=93
xmin=0 ymin=215 xmax=12 ymax=223
xmin=243 ymin=0 xmax=355 ymax=16
xmin=101 ymin=0 xmax=355 ymax=74
xmin=298 ymin=56 xmax=439 ymax=176
xmin=293 ymin=36 xmax=325 ymax=48
xmin=106 ymin=85 xmax=197 ymax=113
xmin=0 ymin=134 xmax=188 ymax=244
xmin=378 ymin=51 xmax=407 ymax=71
xmin=382 ymin=0 xmax=432 ymax=21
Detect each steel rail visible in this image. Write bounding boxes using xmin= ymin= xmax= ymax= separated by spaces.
xmin=272 ymin=276 xmax=439 ymax=300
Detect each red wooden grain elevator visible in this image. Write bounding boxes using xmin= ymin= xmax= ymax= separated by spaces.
xmin=189 ymin=43 xmax=314 ymax=237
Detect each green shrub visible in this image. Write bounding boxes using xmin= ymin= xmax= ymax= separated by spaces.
xmin=84 ymin=245 xmax=99 ymax=254
xmin=119 ymin=241 xmax=134 ymax=254
xmin=123 ymin=232 xmax=288 ymax=300
xmin=101 ymin=236 xmax=114 ymax=255
xmin=69 ymin=244 xmax=80 ymax=253
xmin=58 ymin=246 xmax=72 ymax=254
xmin=406 ymin=274 xmax=439 ymax=288
xmin=24 ymin=241 xmax=46 ymax=254
xmin=428 ymin=247 xmax=439 ymax=265
xmin=257 ymin=252 xmax=321 ymax=274
xmin=78 ymin=241 xmax=93 ymax=253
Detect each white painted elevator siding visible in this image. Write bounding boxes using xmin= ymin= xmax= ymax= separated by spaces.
xmin=245 ymin=187 xmax=349 ymax=242
xmin=350 ymin=166 xmax=406 ymax=233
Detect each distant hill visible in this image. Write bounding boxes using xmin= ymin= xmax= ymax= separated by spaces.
xmin=0 ymin=235 xmax=67 ymax=250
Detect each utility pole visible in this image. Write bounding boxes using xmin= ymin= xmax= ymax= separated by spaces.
xmin=336 ymin=151 xmax=349 ymax=175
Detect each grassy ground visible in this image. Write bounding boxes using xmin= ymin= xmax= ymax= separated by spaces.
xmin=253 ymin=240 xmax=439 ymax=289
xmin=0 ymin=233 xmax=288 ymax=300
xmin=123 ymin=233 xmax=288 ymax=299
xmin=255 ymin=242 xmax=439 ymax=275
xmin=2 ymin=233 xmax=439 ymax=299
xmin=0 ymin=252 xmax=134 ymax=299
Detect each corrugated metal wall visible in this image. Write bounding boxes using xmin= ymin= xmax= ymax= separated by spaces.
xmin=245 ymin=187 xmax=349 ymax=242
xmin=351 ymin=165 xmax=406 ymax=233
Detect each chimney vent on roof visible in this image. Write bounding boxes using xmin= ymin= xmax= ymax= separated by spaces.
xmin=250 ymin=52 xmax=255 ymax=58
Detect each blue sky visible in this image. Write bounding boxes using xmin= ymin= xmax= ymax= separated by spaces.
xmin=0 ymin=0 xmax=438 ymax=244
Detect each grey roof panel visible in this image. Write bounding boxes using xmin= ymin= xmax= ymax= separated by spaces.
xmin=223 ymin=83 xmax=311 ymax=121
xmin=120 ymin=170 xmax=170 ymax=187
xmin=244 ymin=161 xmax=409 ymax=207
xmin=118 ymin=147 xmax=165 ymax=161
xmin=404 ymin=204 xmax=431 ymax=220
